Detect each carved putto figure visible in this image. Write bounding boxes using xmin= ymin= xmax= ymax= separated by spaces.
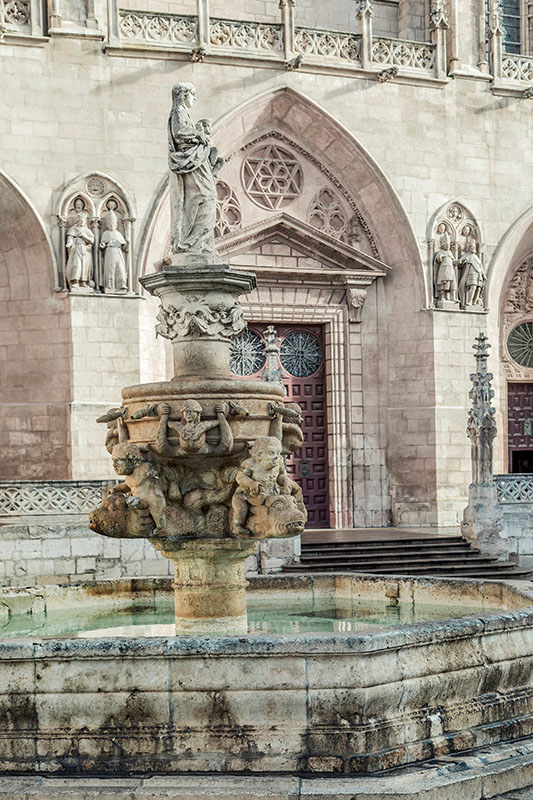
xmin=65 ymin=199 xmax=95 ymax=290
xmin=168 ymin=82 xmax=220 ymax=263
xmin=196 ymin=118 xmax=224 ymax=176
xmin=458 ymin=238 xmax=486 ymax=308
xmin=434 ymin=224 xmax=457 ymax=304
xmin=100 ymin=209 xmax=128 ymax=293
xmin=231 ymin=436 xmax=307 ymax=539
xmin=156 ymin=400 xmax=233 ymax=456
xmin=155 ymin=296 xmax=246 ymax=340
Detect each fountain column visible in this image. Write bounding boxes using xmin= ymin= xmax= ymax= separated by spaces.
xmin=90 ymin=83 xmax=307 ymax=635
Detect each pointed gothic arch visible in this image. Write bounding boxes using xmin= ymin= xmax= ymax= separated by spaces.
xmin=0 ymin=170 xmax=72 ymax=479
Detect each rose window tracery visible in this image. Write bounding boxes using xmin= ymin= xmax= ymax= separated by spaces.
xmin=215 ymin=181 xmax=242 ymax=238
xmin=308 ymin=188 xmax=348 ymax=242
xmin=508 ymin=323 xmax=533 ymax=369
xmin=242 ymin=144 xmax=303 ymax=210
xmin=279 ymin=331 xmax=322 ymax=377
xmin=229 ymin=330 xmax=266 ymax=375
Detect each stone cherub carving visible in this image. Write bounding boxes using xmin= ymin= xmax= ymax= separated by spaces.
xmin=100 ymin=209 xmax=128 ymax=293
xmin=231 ymin=436 xmax=307 ymax=539
xmin=65 ymin=198 xmax=95 ymax=290
xmin=156 ymin=399 xmax=233 ymax=456
xmin=458 ymin=238 xmax=486 ymax=308
xmin=168 ymin=82 xmax=220 ymax=263
xmin=434 ymin=223 xmax=458 ymax=304
xmin=89 ymin=418 xmax=166 ymax=537
xmin=196 ymin=118 xmax=224 ymax=176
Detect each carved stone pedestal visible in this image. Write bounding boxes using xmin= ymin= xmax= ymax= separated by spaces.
xmin=436 ymin=298 xmax=460 ymax=310
xmin=461 ymin=482 xmax=505 ymax=558
xmin=154 ymin=538 xmax=257 ymax=634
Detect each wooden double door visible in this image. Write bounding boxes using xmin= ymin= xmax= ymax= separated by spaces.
xmin=230 ymin=323 xmax=330 ymax=528
xmin=508 ymin=382 xmax=533 ymax=472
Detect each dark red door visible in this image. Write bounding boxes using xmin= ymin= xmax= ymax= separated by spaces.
xmin=230 ymin=323 xmax=330 ymax=528
xmin=508 ymin=382 xmax=533 ymax=472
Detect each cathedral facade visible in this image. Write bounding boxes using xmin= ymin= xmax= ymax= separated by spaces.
xmin=1 ymin=0 xmax=532 ymax=530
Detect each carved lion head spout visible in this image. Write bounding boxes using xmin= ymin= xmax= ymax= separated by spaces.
xmin=245 ymin=493 xmax=306 ymax=539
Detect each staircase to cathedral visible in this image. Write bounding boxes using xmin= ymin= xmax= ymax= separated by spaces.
xmin=283 ymin=529 xmax=533 ymax=579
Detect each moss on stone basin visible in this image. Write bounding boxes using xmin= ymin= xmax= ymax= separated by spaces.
xmin=1 ymin=573 xmax=533 ymax=775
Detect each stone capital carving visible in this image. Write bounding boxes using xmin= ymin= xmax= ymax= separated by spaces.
xmin=346 ymin=286 xmax=367 ymax=322
xmin=155 ymin=295 xmax=246 ymax=341
xmin=355 ymin=0 xmax=373 ymax=19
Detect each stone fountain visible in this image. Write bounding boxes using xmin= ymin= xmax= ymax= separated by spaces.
xmin=88 ymin=81 xmax=307 ymax=635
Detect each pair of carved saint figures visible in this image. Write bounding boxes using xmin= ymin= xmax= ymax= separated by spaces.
xmin=65 ymin=197 xmax=128 ymax=293
xmin=434 ymin=223 xmax=486 ymax=308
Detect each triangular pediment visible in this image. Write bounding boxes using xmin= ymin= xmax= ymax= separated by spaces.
xmin=217 ymin=214 xmax=390 ymax=279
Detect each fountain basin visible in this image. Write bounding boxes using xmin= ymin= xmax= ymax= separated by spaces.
xmin=1 ymin=573 xmax=533 ymax=775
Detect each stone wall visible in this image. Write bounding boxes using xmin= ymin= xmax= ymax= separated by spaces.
xmin=1 ymin=0 xmax=532 ymax=527
xmin=0 ymin=517 xmax=299 ymax=587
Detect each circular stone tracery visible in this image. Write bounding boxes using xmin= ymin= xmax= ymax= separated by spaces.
xmin=229 ymin=330 xmax=266 ymax=375
xmin=507 ymin=322 xmax=533 ymax=368
xmin=279 ymin=331 xmax=322 ymax=377
xmin=242 ymin=144 xmax=303 ymax=210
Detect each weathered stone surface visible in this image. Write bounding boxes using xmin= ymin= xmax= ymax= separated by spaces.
xmin=2 ymin=574 xmax=533 ymax=776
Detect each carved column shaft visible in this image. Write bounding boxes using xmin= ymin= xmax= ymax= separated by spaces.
xmin=356 ymin=0 xmax=373 ymax=69
xmin=197 ymin=0 xmax=209 ymax=48
xmin=487 ymin=0 xmax=503 ymax=78
xmin=279 ymin=0 xmax=295 ymax=60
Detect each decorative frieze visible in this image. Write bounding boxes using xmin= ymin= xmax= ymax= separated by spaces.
xmin=1 ymin=0 xmax=30 ymax=31
xmin=119 ymin=10 xmax=196 ymax=44
xmin=209 ymin=18 xmax=282 ymax=52
xmin=294 ymin=27 xmax=361 ymax=62
xmin=155 ymin=294 xmax=246 ymax=341
xmin=0 ymin=480 xmax=113 ymax=516
xmin=371 ymin=37 xmax=435 ymax=71
xmin=502 ymin=53 xmax=533 ymax=82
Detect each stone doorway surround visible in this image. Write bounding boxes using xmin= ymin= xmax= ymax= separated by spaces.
xmin=218 ymin=214 xmax=389 ymax=530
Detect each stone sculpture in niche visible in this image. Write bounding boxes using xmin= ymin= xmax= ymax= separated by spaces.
xmin=65 ymin=202 xmax=95 ymax=290
xmin=434 ymin=224 xmax=458 ymax=306
xmin=100 ymin=209 xmax=128 ymax=293
xmin=231 ymin=436 xmax=307 ymax=538
xmin=56 ymin=175 xmax=135 ymax=294
xmin=430 ymin=202 xmax=485 ymax=311
xmin=168 ymin=82 xmax=220 ymax=265
xmin=458 ymin=238 xmax=486 ymax=308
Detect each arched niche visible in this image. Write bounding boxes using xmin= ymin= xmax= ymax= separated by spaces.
xmin=427 ymin=199 xmax=485 ymax=310
xmin=0 ymin=169 xmax=72 ymax=479
xmin=55 ymin=172 xmax=136 ymax=295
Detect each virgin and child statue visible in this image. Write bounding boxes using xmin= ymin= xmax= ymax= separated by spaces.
xmin=167 ymin=82 xmax=222 ymax=266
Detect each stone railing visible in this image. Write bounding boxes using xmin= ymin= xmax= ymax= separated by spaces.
xmin=119 ymin=10 xmax=197 ymax=46
xmin=501 ymin=52 xmax=533 ymax=83
xmin=113 ymin=8 xmax=442 ymax=81
xmin=209 ymin=18 xmax=283 ymax=53
xmin=294 ymin=27 xmax=361 ymax=62
xmin=0 ymin=0 xmax=31 ymax=34
xmin=0 ymin=480 xmax=115 ymax=520
xmin=494 ymin=474 xmax=533 ymax=504
xmin=371 ymin=36 xmax=435 ymax=71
